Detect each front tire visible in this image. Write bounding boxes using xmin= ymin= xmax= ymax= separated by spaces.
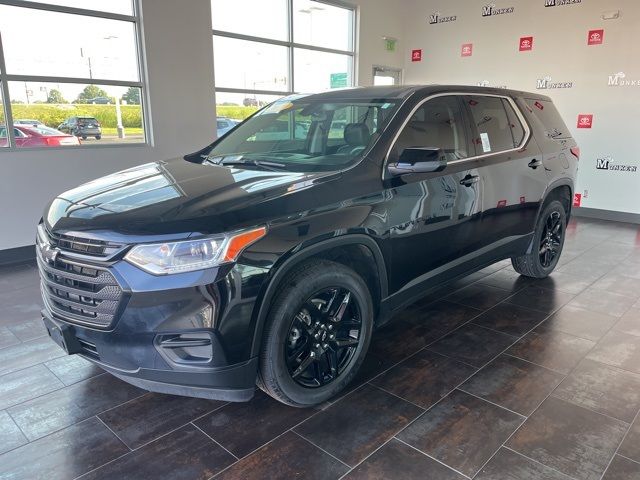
xmin=257 ymin=260 xmax=373 ymax=407
xmin=512 ymin=200 xmax=566 ymax=278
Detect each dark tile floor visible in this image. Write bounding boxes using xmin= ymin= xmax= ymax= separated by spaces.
xmin=1 ymin=217 xmax=640 ymax=479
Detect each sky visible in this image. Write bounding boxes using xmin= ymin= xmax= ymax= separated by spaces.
xmin=1 ymin=0 xmax=354 ymax=105
xmin=0 ymin=1 xmax=136 ymax=103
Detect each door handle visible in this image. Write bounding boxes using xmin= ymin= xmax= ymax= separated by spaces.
xmin=528 ymin=159 xmax=543 ymax=169
xmin=459 ymin=174 xmax=479 ymax=187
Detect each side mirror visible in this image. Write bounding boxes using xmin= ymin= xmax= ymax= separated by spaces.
xmin=388 ymin=147 xmax=447 ymax=176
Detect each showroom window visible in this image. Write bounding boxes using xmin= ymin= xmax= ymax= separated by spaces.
xmin=212 ymin=0 xmax=355 ymax=122
xmin=0 ymin=0 xmax=147 ymax=149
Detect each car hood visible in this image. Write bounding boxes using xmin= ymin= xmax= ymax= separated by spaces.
xmin=44 ymin=158 xmax=340 ymax=238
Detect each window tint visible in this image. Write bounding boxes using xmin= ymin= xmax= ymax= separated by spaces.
xmin=525 ymin=98 xmax=571 ymax=139
xmin=502 ymin=99 xmax=526 ymax=147
xmin=395 ymin=96 xmax=468 ymax=160
xmin=465 ymin=95 xmax=514 ymax=154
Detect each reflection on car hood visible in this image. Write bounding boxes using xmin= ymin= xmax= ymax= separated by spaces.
xmin=45 ymin=158 xmax=339 ymax=237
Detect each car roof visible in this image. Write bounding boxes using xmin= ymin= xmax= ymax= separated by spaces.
xmin=285 ymin=85 xmax=552 ymax=102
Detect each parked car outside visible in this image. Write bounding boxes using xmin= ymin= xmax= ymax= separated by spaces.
xmin=37 ymin=86 xmax=578 ymax=407
xmin=216 ymin=117 xmax=239 ymax=137
xmin=14 ymin=119 xmax=45 ymax=127
xmin=58 ymin=116 xmax=102 ymax=140
xmin=87 ymin=97 xmax=112 ymax=104
xmin=0 ymin=125 xmax=80 ymax=147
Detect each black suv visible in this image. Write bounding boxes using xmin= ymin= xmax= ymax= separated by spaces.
xmin=37 ymin=86 xmax=578 ymax=406
xmin=58 ymin=116 xmax=102 ymax=140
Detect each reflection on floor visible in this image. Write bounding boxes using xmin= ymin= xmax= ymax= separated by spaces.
xmin=1 ymin=217 xmax=640 ymax=479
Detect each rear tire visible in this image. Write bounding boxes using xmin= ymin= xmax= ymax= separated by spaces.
xmin=95 ymin=135 xmax=102 ymax=140
xmin=512 ymin=200 xmax=566 ymax=278
xmin=257 ymin=260 xmax=373 ymax=407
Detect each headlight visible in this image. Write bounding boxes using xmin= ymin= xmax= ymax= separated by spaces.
xmin=124 ymin=226 xmax=266 ymax=275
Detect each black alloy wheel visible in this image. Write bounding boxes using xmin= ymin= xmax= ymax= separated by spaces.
xmin=539 ymin=211 xmax=563 ymax=268
xmin=258 ymin=259 xmax=373 ymax=407
xmin=285 ymin=287 xmax=362 ymax=388
xmin=511 ymin=199 xmax=567 ymax=278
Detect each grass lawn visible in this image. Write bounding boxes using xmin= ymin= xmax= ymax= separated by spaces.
xmin=101 ymin=127 xmax=144 ymax=136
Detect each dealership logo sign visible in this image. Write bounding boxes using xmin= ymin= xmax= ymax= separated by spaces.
xmin=461 ymin=43 xmax=473 ymax=57
xmin=596 ymin=156 xmax=638 ymax=173
xmin=482 ymin=4 xmax=515 ymax=17
xmin=608 ymin=72 xmax=640 ymax=87
xmin=577 ymin=114 xmax=593 ymax=129
xmin=588 ymin=29 xmax=604 ymax=45
xmin=519 ymin=36 xmax=533 ymax=51
xmin=429 ymin=12 xmax=457 ymax=24
xmin=536 ymin=76 xmax=574 ymax=89
xmin=477 ymin=80 xmax=508 ymax=89
xmin=545 ymin=0 xmax=582 ymax=7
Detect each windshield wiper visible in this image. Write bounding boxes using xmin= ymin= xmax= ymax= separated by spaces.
xmin=217 ymin=158 xmax=287 ymax=171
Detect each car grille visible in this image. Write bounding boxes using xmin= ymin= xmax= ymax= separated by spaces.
xmin=36 ymin=232 xmax=125 ymax=329
xmin=38 ymin=224 xmax=125 ymax=259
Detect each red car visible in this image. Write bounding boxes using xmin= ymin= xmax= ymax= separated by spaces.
xmin=0 ymin=125 xmax=81 ymax=147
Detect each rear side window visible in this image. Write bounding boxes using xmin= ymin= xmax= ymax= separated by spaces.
xmin=526 ymin=98 xmax=571 ymax=139
xmin=464 ymin=95 xmax=516 ymax=154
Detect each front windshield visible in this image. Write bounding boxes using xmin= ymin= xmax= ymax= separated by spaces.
xmin=204 ymin=96 xmax=400 ymax=172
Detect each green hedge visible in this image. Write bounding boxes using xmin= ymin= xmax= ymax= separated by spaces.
xmin=9 ymin=104 xmax=143 ymax=129
xmin=216 ymin=105 xmax=259 ymax=120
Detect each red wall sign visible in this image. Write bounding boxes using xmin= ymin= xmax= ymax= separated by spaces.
xmin=573 ymin=193 xmax=582 ymax=207
xmin=577 ymin=114 xmax=593 ymax=129
xmin=519 ymin=36 xmax=533 ymax=51
xmin=588 ymin=29 xmax=604 ymax=45
xmin=461 ymin=43 xmax=473 ymax=57
xmin=411 ymin=49 xmax=423 ymax=62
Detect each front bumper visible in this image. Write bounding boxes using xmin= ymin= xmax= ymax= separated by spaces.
xmin=37 ymin=242 xmax=268 ymax=402
xmin=42 ymin=311 xmax=258 ymax=401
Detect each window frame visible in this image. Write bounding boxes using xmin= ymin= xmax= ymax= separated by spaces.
xmin=212 ymin=0 xmax=356 ymax=99
xmin=0 ymin=0 xmax=149 ymax=151
xmin=385 ymin=92 xmax=532 ymax=177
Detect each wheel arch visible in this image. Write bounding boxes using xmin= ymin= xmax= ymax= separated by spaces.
xmin=539 ymin=178 xmax=573 ymax=221
xmin=249 ymin=234 xmax=388 ymax=358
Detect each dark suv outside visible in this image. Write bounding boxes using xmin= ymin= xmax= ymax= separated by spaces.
xmin=58 ymin=116 xmax=102 ymax=140
xmin=37 ymin=86 xmax=578 ymax=407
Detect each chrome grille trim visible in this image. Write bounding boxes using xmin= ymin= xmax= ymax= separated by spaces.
xmin=37 ymin=224 xmax=126 ymax=260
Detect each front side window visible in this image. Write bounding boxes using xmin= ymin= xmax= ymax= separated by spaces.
xmin=0 ymin=1 xmax=146 ymax=149
xmin=464 ymin=95 xmax=515 ymax=154
xmin=394 ymin=96 xmax=469 ymax=161
xmin=204 ymin=97 xmax=400 ymax=172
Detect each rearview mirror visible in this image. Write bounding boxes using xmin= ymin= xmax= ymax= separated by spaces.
xmin=388 ymin=147 xmax=447 ymax=176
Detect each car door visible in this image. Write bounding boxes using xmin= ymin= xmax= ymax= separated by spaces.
xmin=383 ymin=95 xmax=484 ymax=295
xmin=463 ymin=94 xmax=547 ymax=247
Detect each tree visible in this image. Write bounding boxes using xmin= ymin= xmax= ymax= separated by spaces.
xmin=121 ymin=87 xmax=140 ymax=105
xmin=46 ymin=89 xmax=68 ymax=104
xmin=74 ymin=85 xmax=109 ymax=104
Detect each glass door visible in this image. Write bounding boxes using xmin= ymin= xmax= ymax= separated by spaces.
xmin=373 ymin=66 xmax=402 ymax=86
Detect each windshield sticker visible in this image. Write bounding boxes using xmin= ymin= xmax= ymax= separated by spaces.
xmin=480 ymin=132 xmax=492 ymax=152
xmin=263 ymin=102 xmax=295 ymax=115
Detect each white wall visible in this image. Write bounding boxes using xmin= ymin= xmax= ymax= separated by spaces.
xmin=354 ymin=0 xmax=406 ymax=86
xmin=401 ymin=0 xmax=640 ymax=216
xmin=0 ymin=0 xmax=216 ymax=251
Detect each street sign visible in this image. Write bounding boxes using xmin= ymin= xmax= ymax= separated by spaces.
xmin=330 ymin=73 xmax=348 ymax=88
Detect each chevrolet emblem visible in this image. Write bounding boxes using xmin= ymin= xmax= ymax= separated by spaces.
xmin=42 ymin=244 xmax=60 ymax=264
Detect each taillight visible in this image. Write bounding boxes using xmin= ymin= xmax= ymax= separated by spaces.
xmin=570 ymin=147 xmax=580 ymax=160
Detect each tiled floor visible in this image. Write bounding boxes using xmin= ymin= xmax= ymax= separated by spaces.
xmin=1 ymin=217 xmax=640 ymax=479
